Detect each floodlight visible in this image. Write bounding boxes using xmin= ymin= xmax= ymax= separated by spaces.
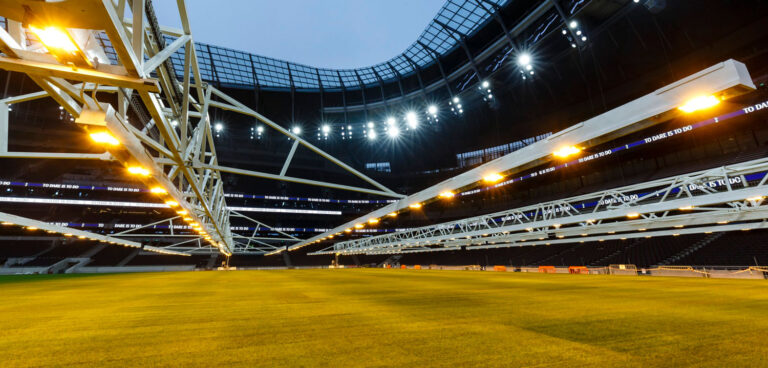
xmin=386 ymin=117 xmax=396 ymax=126
xmin=678 ymin=95 xmax=720 ymax=113
xmin=292 ymin=126 xmax=302 ymax=135
xmin=439 ymin=191 xmax=455 ymax=198
xmin=481 ymin=80 xmax=490 ymax=89
xmin=354 ymin=223 xmax=364 ymax=229
xmin=427 ymin=105 xmax=438 ymax=115
xmin=569 ymin=20 xmax=578 ymax=29
xmin=89 ymin=132 xmax=120 ymax=146
xmin=626 ymin=212 xmax=640 ymax=218
xmin=256 ymin=126 xmax=264 ymax=133
xmin=368 ymin=218 xmax=379 ymax=224
xmin=405 ymin=111 xmax=419 ymax=129
xmin=387 ymin=126 xmax=400 ymax=138
xmin=367 ymin=122 xmax=374 ymax=128
xmin=150 ymin=187 xmax=167 ymax=194
xmin=29 ymin=25 xmax=78 ymax=53
xmin=518 ymin=53 xmax=531 ymax=66
xmin=409 ymin=203 xmax=422 ymax=209
xmin=368 ymin=130 xmax=377 ymax=140
xmin=452 ymin=96 xmax=460 ymax=104
xmin=214 ymin=123 xmax=223 ymax=132
xmin=26 ymin=226 xmax=38 ymax=231
xmin=127 ymin=166 xmax=150 ymax=176
xmin=553 ymin=145 xmax=581 ymax=158
xmin=165 ymin=200 xmax=179 ymax=207
xmin=483 ymin=173 xmax=504 ymax=183
xmin=387 ymin=212 xmax=398 ymax=217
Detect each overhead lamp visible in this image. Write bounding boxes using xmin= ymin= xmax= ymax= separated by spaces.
xmin=439 ymin=191 xmax=455 ymax=199
xmin=183 ymin=217 xmax=193 ymax=222
xmin=678 ymin=205 xmax=694 ymax=210
xmin=385 ymin=117 xmax=396 ymax=126
xmin=517 ymin=53 xmax=531 ymax=66
xmin=89 ymin=132 xmax=120 ymax=146
xmin=291 ymin=126 xmax=302 ymax=135
xmin=452 ymin=96 xmax=460 ymax=104
xmin=26 ymin=226 xmax=38 ymax=231
xmin=165 ymin=200 xmax=179 ymax=207
xmin=427 ymin=105 xmax=438 ymax=115
xmin=569 ymin=20 xmax=578 ymax=29
xmin=483 ymin=173 xmax=504 ymax=183
xmin=176 ymin=210 xmax=188 ymax=215
xmin=354 ymin=223 xmax=364 ymax=229
xmin=127 ymin=166 xmax=150 ymax=176
xmin=214 ymin=123 xmax=223 ymax=132
xmin=627 ymin=212 xmax=640 ymax=218
xmin=321 ymin=124 xmax=331 ymax=134
xmin=678 ymin=95 xmax=720 ymax=113
xmin=553 ymin=145 xmax=581 ymax=158
xmin=344 ymin=228 xmax=352 ymax=233
xmin=746 ymin=196 xmax=765 ymax=201
xmin=77 ymin=235 xmax=86 ymax=239
xmin=481 ymin=80 xmax=490 ymax=89
xmin=387 ymin=212 xmax=398 ymax=217
xmin=409 ymin=203 xmax=422 ymax=209
xmin=368 ymin=218 xmax=379 ymax=225
xmin=387 ymin=126 xmax=400 ymax=138
xmin=64 ymin=233 xmax=73 ymax=237
xmin=368 ymin=130 xmax=377 ymax=140
xmin=150 ymin=187 xmax=167 ymax=195
xmin=29 ymin=25 xmax=78 ymax=52
xmin=405 ymin=111 xmax=419 ymax=129
xmin=367 ymin=122 xmax=375 ymax=128
xmin=1 ymin=221 xmax=12 ymax=225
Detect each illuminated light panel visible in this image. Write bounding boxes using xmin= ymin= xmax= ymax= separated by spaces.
xmin=553 ymin=145 xmax=581 ymax=158
xmin=354 ymin=223 xmax=364 ymax=229
xmin=387 ymin=212 xmax=398 ymax=217
xmin=29 ymin=25 xmax=78 ymax=53
xmin=89 ymin=132 xmax=120 ymax=146
xmin=176 ymin=210 xmax=188 ymax=215
xmin=439 ymin=191 xmax=455 ymax=199
xmin=77 ymin=235 xmax=86 ymax=239
xmin=409 ymin=203 xmax=422 ymax=209
xmin=678 ymin=95 xmax=720 ymax=113
xmin=344 ymin=228 xmax=352 ymax=233
xmin=150 ymin=187 xmax=167 ymax=194
xmin=626 ymin=212 xmax=640 ymax=218
xmin=747 ymin=196 xmax=766 ymax=201
xmin=127 ymin=166 xmax=150 ymax=176
xmin=483 ymin=173 xmax=504 ymax=183
xmin=1 ymin=221 xmax=12 ymax=225
xmin=165 ymin=200 xmax=179 ymax=207
xmin=678 ymin=205 xmax=694 ymax=210
xmin=64 ymin=233 xmax=73 ymax=237
xmin=26 ymin=226 xmax=38 ymax=231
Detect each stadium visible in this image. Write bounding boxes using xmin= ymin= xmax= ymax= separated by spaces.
xmin=1 ymin=0 xmax=768 ymax=366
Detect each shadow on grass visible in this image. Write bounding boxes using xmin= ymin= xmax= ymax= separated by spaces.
xmin=0 ymin=273 xmax=115 ymax=285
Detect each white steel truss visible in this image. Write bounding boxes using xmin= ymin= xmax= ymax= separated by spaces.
xmin=315 ymin=158 xmax=768 ymax=255
xmin=0 ymin=1 xmax=399 ymax=255
xmin=290 ymin=59 xmax=756 ymax=251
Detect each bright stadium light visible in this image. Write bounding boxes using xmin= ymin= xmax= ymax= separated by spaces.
xmin=483 ymin=173 xmax=504 ymax=183
xmin=427 ymin=105 xmax=438 ymax=115
xmin=29 ymin=25 xmax=78 ymax=53
xmin=321 ymin=124 xmax=331 ymax=134
xmin=150 ymin=187 xmax=167 ymax=195
xmin=439 ymin=190 xmax=455 ymax=199
xmin=292 ymin=126 xmax=302 ymax=135
xmin=386 ymin=117 xmax=396 ymax=126
xmin=214 ymin=123 xmax=223 ymax=132
xmin=256 ymin=126 xmax=264 ymax=133
xmin=569 ymin=20 xmax=578 ymax=29
xmin=481 ymin=80 xmax=490 ymax=89
xmin=368 ymin=130 xmax=377 ymax=140
xmin=678 ymin=95 xmax=720 ymax=113
xmin=367 ymin=121 xmax=374 ymax=128
xmin=452 ymin=96 xmax=460 ymax=104
xmin=405 ymin=111 xmax=419 ymax=129
xmin=387 ymin=126 xmax=400 ymax=138
xmin=89 ymin=132 xmax=120 ymax=146
xmin=518 ymin=53 xmax=531 ymax=66
xmin=409 ymin=203 xmax=422 ymax=209
xmin=553 ymin=145 xmax=582 ymax=158
xmin=127 ymin=166 xmax=150 ymax=176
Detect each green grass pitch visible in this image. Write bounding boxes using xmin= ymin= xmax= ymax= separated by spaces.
xmin=1 ymin=269 xmax=767 ymax=367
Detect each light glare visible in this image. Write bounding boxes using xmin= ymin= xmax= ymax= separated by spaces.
xmin=678 ymin=95 xmax=720 ymax=113
xmin=89 ymin=132 xmax=120 ymax=146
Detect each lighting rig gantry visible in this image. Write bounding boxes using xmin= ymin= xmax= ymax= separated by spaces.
xmin=0 ymin=0 xmax=402 ymax=256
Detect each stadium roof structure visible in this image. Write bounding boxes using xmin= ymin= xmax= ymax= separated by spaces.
xmin=88 ymin=0 xmax=586 ymax=94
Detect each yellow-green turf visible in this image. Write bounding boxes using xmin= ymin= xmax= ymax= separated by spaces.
xmin=1 ymin=269 xmax=767 ymax=367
